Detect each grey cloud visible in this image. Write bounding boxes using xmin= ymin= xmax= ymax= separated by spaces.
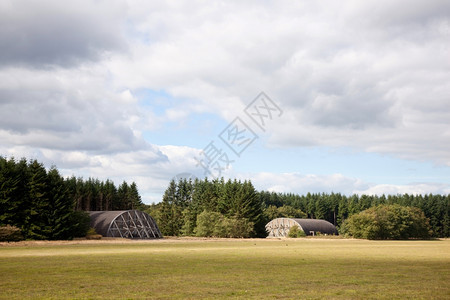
xmin=354 ymin=0 xmax=450 ymax=29
xmin=116 ymin=0 xmax=449 ymax=166
xmin=0 ymin=89 xmax=81 ymax=134
xmin=0 ymin=67 xmax=158 ymax=155
xmin=307 ymin=86 xmax=395 ymax=129
xmin=0 ymin=0 xmax=127 ymax=68
xmin=1 ymin=0 xmax=449 ymax=202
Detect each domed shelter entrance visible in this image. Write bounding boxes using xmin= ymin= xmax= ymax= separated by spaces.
xmin=89 ymin=210 xmax=162 ymax=239
xmin=266 ymin=218 xmax=338 ymax=237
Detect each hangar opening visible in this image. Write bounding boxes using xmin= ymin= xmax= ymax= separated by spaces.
xmin=266 ymin=218 xmax=338 ymax=237
xmin=89 ymin=210 xmax=162 ymax=239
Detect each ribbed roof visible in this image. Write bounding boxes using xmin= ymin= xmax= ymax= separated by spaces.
xmin=88 ymin=210 xmax=162 ymax=239
xmin=292 ymin=218 xmax=338 ymax=235
xmin=89 ymin=211 xmax=127 ymax=237
xmin=265 ymin=218 xmax=338 ymax=237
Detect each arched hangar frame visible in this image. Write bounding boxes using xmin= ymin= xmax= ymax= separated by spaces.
xmin=89 ymin=210 xmax=162 ymax=239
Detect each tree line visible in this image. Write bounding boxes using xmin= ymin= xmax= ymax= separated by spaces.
xmin=0 ymin=157 xmax=144 ymax=240
xmin=66 ymin=176 xmax=143 ymax=211
xmin=147 ymin=178 xmax=270 ymax=238
xmin=259 ymin=191 xmax=449 ymax=238
xmin=148 ymin=179 xmax=449 ymax=238
xmin=1 ymin=156 xmax=449 ymax=240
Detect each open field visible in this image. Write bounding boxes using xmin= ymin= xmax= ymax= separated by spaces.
xmin=0 ymin=238 xmax=449 ymax=299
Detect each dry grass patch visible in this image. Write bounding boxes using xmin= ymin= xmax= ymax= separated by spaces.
xmin=0 ymin=238 xmax=449 ymax=299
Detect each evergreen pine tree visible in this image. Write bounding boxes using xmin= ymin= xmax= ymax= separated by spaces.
xmin=117 ymin=181 xmax=130 ymax=210
xmin=129 ymin=182 xmax=143 ymax=210
xmin=26 ymin=160 xmax=49 ymax=239
xmin=0 ymin=157 xmax=20 ymax=227
xmin=47 ymin=167 xmax=73 ymax=240
xmin=159 ymin=180 xmax=177 ymax=236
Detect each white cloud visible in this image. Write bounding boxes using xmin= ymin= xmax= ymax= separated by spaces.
xmin=238 ymin=172 xmax=369 ymax=195
xmin=0 ymin=65 xmax=153 ymax=153
xmin=0 ymin=142 xmax=204 ymax=203
xmin=1 ymin=0 xmax=449 ymax=203
xmin=105 ymin=0 xmax=450 ymax=166
xmin=355 ymin=183 xmax=450 ymax=196
xmin=236 ymin=171 xmax=450 ymax=197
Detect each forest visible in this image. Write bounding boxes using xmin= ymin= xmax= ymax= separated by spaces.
xmin=148 ymin=178 xmax=449 ymax=238
xmin=1 ymin=156 xmax=449 ymax=240
xmin=0 ymin=157 xmax=144 ymax=240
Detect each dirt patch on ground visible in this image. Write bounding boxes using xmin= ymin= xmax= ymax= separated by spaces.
xmin=0 ymin=237 xmax=266 ymax=247
xmin=0 ymin=236 xmax=352 ymax=247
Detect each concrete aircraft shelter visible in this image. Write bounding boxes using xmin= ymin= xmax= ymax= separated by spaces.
xmin=266 ymin=218 xmax=338 ymax=237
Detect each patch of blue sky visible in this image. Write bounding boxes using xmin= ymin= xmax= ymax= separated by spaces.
xmin=123 ymin=19 xmax=156 ymax=45
xmin=138 ymin=89 xmax=230 ymax=148
xmin=135 ymin=88 xmax=174 ymax=116
xmin=142 ymin=114 xmax=229 ymax=148
xmin=135 ymin=88 xmax=450 ymax=188
xmin=232 ymin=144 xmax=450 ymax=186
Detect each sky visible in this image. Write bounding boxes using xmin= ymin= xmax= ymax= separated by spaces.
xmin=1 ymin=0 xmax=449 ymax=203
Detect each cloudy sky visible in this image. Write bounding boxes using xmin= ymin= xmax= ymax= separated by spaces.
xmin=1 ymin=0 xmax=449 ymax=203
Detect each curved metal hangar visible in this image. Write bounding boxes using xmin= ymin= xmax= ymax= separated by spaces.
xmin=266 ymin=218 xmax=338 ymax=237
xmin=89 ymin=210 xmax=162 ymax=239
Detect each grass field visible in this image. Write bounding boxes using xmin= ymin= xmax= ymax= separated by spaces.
xmin=0 ymin=238 xmax=449 ymax=299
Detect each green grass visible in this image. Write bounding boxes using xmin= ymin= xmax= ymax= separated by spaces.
xmin=0 ymin=238 xmax=449 ymax=299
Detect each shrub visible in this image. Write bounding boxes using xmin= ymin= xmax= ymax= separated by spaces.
xmin=195 ymin=210 xmax=254 ymax=238
xmin=85 ymin=227 xmax=102 ymax=240
xmin=341 ymin=204 xmax=432 ymax=240
xmin=0 ymin=225 xmax=24 ymax=242
xmin=288 ymin=225 xmax=306 ymax=238
xmin=195 ymin=211 xmax=224 ymax=237
xmin=222 ymin=217 xmax=254 ymax=238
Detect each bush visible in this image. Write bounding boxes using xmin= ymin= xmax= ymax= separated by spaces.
xmin=222 ymin=217 xmax=254 ymax=238
xmin=288 ymin=225 xmax=306 ymax=238
xmin=195 ymin=211 xmax=224 ymax=237
xmin=341 ymin=204 xmax=432 ymax=240
xmin=195 ymin=210 xmax=254 ymax=238
xmin=0 ymin=225 xmax=24 ymax=242
xmin=85 ymin=227 xmax=102 ymax=240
